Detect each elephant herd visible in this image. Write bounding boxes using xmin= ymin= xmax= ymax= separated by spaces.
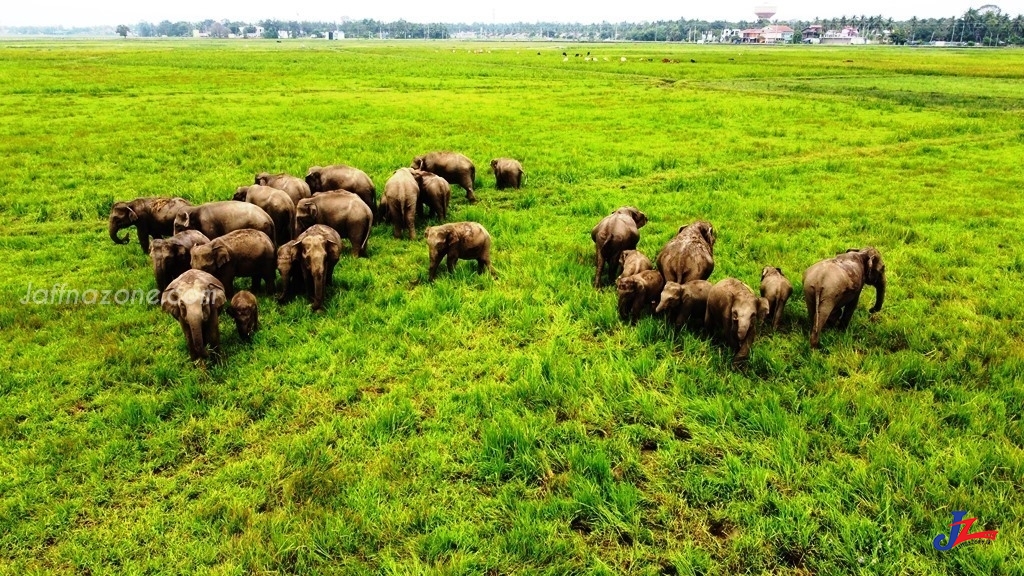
xmin=592 ymin=207 xmax=887 ymax=367
xmin=108 ymin=152 xmax=519 ymax=360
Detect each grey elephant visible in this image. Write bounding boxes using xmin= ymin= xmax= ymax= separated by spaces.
xmin=657 ymin=221 xmax=715 ymax=284
xmin=412 ymin=169 xmax=451 ymax=220
xmin=190 ymin=229 xmax=277 ymax=295
xmin=161 ymin=269 xmax=227 ymax=360
xmin=305 ymin=164 xmax=377 ymax=212
xmin=276 ymin=239 xmax=304 ymax=301
xmin=426 ymin=222 xmax=497 ymax=281
xmin=294 ymin=191 xmax=373 ymax=257
xmin=760 ymin=266 xmax=793 ymax=330
xmin=655 ymin=279 xmax=712 ymax=329
xmin=618 ymin=249 xmax=653 ymax=280
xmin=296 ymin=225 xmax=342 ymax=311
xmin=255 ymin=172 xmax=311 ymax=206
xmin=616 ymin=270 xmax=665 ymax=323
xmin=173 ymin=201 xmax=275 ymax=245
xmin=591 ymin=206 xmax=647 ymax=288
xmin=705 ymin=278 xmax=770 ymax=367
xmin=381 ymin=168 xmax=420 ymax=240
xmin=412 ymin=151 xmax=477 ymax=203
xmin=803 ymin=247 xmax=886 ymax=349
xmin=233 ymin=185 xmax=296 ymax=246
xmin=227 ymin=290 xmax=258 ymax=342
xmin=108 ymin=197 xmax=192 ymax=254
xmin=150 ymin=230 xmax=210 ymax=293
xmin=490 ymin=158 xmax=524 ymax=189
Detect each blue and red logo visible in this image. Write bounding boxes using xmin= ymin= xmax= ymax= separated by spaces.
xmin=933 ymin=511 xmax=998 ymax=550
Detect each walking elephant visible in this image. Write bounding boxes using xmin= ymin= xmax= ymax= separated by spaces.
xmin=255 ymin=172 xmax=311 ymax=206
xmin=305 ymin=164 xmax=376 ymax=212
xmin=173 ymin=201 xmax=275 ymax=245
xmin=160 ymin=269 xmax=227 ymax=361
xmin=803 ymin=247 xmax=886 ymax=349
xmin=296 ymin=224 xmax=342 ymax=311
xmin=657 ymin=220 xmax=715 ymax=284
xmin=591 ymin=206 xmax=647 ymax=288
xmin=233 ymin=185 xmax=296 ymax=246
xmin=150 ymin=230 xmax=210 ymax=293
xmin=108 ymin=197 xmax=192 ymax=254
xmin=189 ymin=229 xmax=277 ymax=295
xmin=412 ymin=151 xmax=477 ymax=203
xmin=381 ymin=168 xmax=420 ymax=240
xmin=490 ymin=158 xmax=524 ymax=189
xmin=425 ymin=222 xmax=496 ymax=281
xmin=294 ymin=191 xmax=373 ymax=257
xmin=705 ymin=278 xmax=769 ymax=368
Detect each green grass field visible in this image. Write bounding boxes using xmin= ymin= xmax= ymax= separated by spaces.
xmin=1 ymin=40 xmax=1023 ymax=574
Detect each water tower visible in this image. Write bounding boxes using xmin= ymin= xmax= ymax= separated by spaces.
xmin=755 ymin=5 xmax=777 ymax=22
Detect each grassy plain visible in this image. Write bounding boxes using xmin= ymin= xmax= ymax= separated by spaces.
xmin=0 ymin=39 xmax=1022 ymax=574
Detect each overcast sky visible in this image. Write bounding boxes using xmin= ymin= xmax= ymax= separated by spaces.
xmin=3 ymin=1 xmax=1019 ymax=27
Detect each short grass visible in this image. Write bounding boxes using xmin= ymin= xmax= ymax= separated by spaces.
xmin=1 ymin=40 xmax=1023 ymax=574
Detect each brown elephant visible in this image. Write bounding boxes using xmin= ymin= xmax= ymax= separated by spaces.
xmin=305 ymin=165 xmax=377 ymax=212
xmin=618 ymin=249 xmax=653 ymax=280
xmin=657 ymin=221 xmax=715 ymax=284
xmin=381 ymin=168 xmax=420 ymax=240
xmin=803 ymin=247 xmax=886 ymax=349
xmin=160 ymin=269 xmax=226 ymax=360
xmin=108 ymin=197 xmax=192 ymax=254
xmin=705 ymin=278 xmax=770 ymax=367
xmin=616 ymin=270 xmax=665 ymax=323
xmin=233 ymin=185 xmax=296 ymax=246
xmin=591 ymin=206 xmax=647 ymax=288
xmin=255 ymin=172 xmax=311 ymax=206
xmin=296 ymin=225 xmax=342 ymax=311
xmin=412 ymin=170 xmax=451 ymax=220
xmin=412 ymin=151 xmax=477 ymax=202
xmin=276 ymin=239 xmax=304 ymax=301
xmin=150 ymin=230 xmax=210 ymax=293
xmin=760 ymin=266 xmax=793 ymax=330
xmin=490 ymin=158 xmax=524 ymax=189
xmin=189 ymin=229 xmax=276 ymax=295
xmin=426 ymin=222 xmax=497 ymax=281
xmin=173 ymin=201 xmax=275 ymax=245
xmin=294 ymin=191 xmax=373 ymax=257
xmin=655 ymin=279 xmax=712 ymax=329
xmin=227 ymin=290 xmax=258 ymax=342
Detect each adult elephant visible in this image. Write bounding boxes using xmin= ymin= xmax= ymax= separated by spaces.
xmin=108 ymin=197 xmax=192 ymax=254
xmin=591 ymin=206 xmax=647 ymax=288
xmin=305 ymin=165 xmax=376 ymax=212
xmin=160 ymin=269 xmax=227 ymax=361
xmin=656 ymin=220 xmax=715 ymax=284
xmin=255 ymin=172 xmax=311 ymax=206
xmin=295 ymin=191 xmax=373 ymax=258
xmin=150 ymin=230 xmax=210 ymax=293
xmin=412 ymin=151 xmax=477 ymax=203
xmin=296 ymin=225 xmax=342 ymax=311
xmin=381 ymin=168 xmax=420 ymax=240
xmin=233 ymin=185 xmax=296 ymax=246
xmin=173 ymin=201 xmax=275 ymax=245
xmin=704 ymin=278 xmax=770 ymax=368
xmin=803 ymin=247 xmax=886 ymax=349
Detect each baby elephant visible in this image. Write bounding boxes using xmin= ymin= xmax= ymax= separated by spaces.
xmin=297 ymin=225 xmax=342 ymax=311
xmin=412 ymin=170 xmax=451 ymax=221
xmin=618 ymin=250 xmax=653 ymax=280
xmin=655 ymin=279 xmax=712 ymax=329
xmin=616 ymin=270 xmax=665 ymax=323
xmin=150 ymin=230 xmax=210 ymax=293
xmin=490 ymin=158 xmax=524 ymax=189
xmin=705 ymin=278 xmax=770 ymax=368
xmin=760 ymin=267 xmax=793 ymax=330
xmin=426 ymin=222 xmax=497 ymax=281
xmin=190 ymin=229 xmax=277 ymax=296
xmin=276 ymin=239 xmax=304 ymax=302
xmin=161 ymin=269 xmax=227 ymax=361
xmin=227 ymin=291 xmax=259 ymax=341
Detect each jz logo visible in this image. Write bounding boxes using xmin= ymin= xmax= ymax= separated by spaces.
xmin=933 ymin=511 xmax=998 ymax=550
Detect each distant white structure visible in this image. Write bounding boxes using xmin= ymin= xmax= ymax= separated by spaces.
xmin=720 ymin=28 xmax=741 ymax=42
xmin=754 ymin=5 xmax=777 ymax=20
xmin=328 ymin=30 xmax=345 ymax=40
xmin=278 ymin=30 xmax=290 ymax=39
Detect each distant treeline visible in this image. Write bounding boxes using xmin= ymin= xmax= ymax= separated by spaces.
xmin=4 ymin=8 xmax=1024 ymax=45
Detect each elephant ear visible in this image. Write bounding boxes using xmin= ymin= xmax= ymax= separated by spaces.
xmin=701 ymin=224 xmax=716 ymax=248
xmin=325 ymin=238 xmax=342 ymax=260
xmin=125 ymin=206 xmax=139 ymax=223
xmin=633 ymin=209 xmax=648 ymax=228
xmin=757 ymin=297 xmax=770 ymax=322
xmin=206 ymin=283 xmax=227 ymax=314
xmin=160 ymin=287 xmax=180 ymax=316
xmin=213 ymin=245 xmax=230 ymax=268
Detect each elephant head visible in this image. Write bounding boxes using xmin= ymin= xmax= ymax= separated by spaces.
xmin=304 ymin=167 xmax=324 ymax=193
xmin=691 ymin=221 xmax=715 ymax=251
xmin=733 ymin=295 xmax=770 ymax=360
xmin=411 ymin=155 xmax=426 ymax=170
xmin=108 ymin=202 xmax=139 ymax=244
xmin=161 ymin=271 xmax=226 ymax=360
xmin=854 ymin=247 xmax=886 ymax=313
xmin=299 ymin=234 xmax=341 ymax=310
xmin=255 ymin=172 xmax=271 ymax=186
xmin=616 ymin=206 xmax=647 ymax=228
xmin=654 ymin=282 xmax=683 ymax=314
xmin=190 ymin=243 xmax=230 ymax=274
xmin=173 ymin=207 xmax=197 ymax=235
xmin=150 ymin=239 xmax=188 ymax=292
xmin=232 ymin=186 xmax=250 ymax=201
xmin=294 ymin=199 xmax=317 ymax=233
xmin=426 ymin=225 xmax=455 ymax=259
xmin=277 ymin=240 xmax=302 ymax=300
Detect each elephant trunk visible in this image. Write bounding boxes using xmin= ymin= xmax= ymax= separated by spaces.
xmin=188 ymin=317 xmax=206 ymax=359
xmin=654 ymin=299 xmax=670 ymax=314
xmin=109 ymin=218 xmax=130 ymax=245
xmin=870 ymin=273 xmax=886 ymax=314
xmin=312 ymin=268 xmax=325 ymax=310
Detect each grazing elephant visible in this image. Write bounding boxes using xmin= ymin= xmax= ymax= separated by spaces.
xmin=276 ymin=239 xmax=304 ymax=301
xmin=255 ymin=172 xmax=311 ymax=206
xmin=412 ymin=151 xmax=477 ymax=202
xmin=150 ymin=230 xmax=210 ymax=293
xmin=305 ymin=165 xmax=377 ymax=212
xmin=616 ymin=270 xmax=665 ymax=323
xmin=173 ymin=201 xmax=275 ymax=245
xmin=412 ymin=170 xmax=451 ymax=220
xmin=190 ymin=229 xmax=277 ymax=295
xmin=227 ymin=290 xmax=258 ymax=341
xmin=426 ymin=222 xmax=497 ymax=281
xmin=705 ymin=278 xmax=770 ymax=367
xmin=108 ymin=197 xmax=192 ymax=254
xmin=618 ymin=249 xmax=653 ymax=280
xmin=490 ymin=158 xmax=524 ymax=189
xmin=655 ymin=279 xmax=712 ymax=329
xmin=760 ymin=266 xmax=793 ymax=330
xmin=381 ymin=168 xmax=420 ymax=240
xmin=803 ymin=247 xmax=886 ymax=349
xmin=294 ymin=191 xmax=373 ymax=257
xmin=657 ymin=221 xmax=715 ymax=284
xmin=233 ymin=185 xmax=296 ymax=246
xmin=591 ymin=206 xmax=647 ymax=288
xmin=296 ymin=225 xmax=342 ymax=311
xmin=160 ymin=269 xmax=226 ymax=360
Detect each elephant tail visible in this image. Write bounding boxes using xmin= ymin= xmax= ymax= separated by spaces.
xmin=812 ymin=287 xmax=823 ymax=332
xmin=360 ymin=226 xmax=370 ymax=251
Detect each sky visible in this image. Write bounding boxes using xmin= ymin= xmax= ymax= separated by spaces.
xmin=3 ymin=0 xmax=1020 ymax=27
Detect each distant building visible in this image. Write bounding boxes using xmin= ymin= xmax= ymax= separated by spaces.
xmin=820 ymin=26 xmax=864 ymax=45
xmin=740 ymin=24 xmax=793 ymax=43
xmin=802 ymin=24 xmax=823 ymax=42
xmin=328 ymin=30 xmax=345 ymax=40
xmin=278 ymin=30 xmax=290 ymax=39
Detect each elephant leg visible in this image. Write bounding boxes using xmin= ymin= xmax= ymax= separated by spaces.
xmin=406 ymin=212 xmax=416 ymax=240
xmin=463 ymin=177 xmax=477 ymax=203
xmin=205 ymin=315 xmax=220 ymax=357
xmin=447 ymin=256 xmax=458 ymax=274
xmin=429 ymin=259 xmax=440 ymax=281
xmin=137 ymin=228 xmax=151 ymax=254
xmin=392 ymin=221 xmax=401 ymax=239
xmin=837 ymin=303 xmax=857 ymax=331
xmin=810 ymin=298 xmax=836 ymax=349
xmin=630 ymin=297 xmax=646 ymax=324
xmin=594 ymin=251 xmax=605 ymax=288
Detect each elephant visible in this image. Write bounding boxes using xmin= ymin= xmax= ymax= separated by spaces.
xmin=655 ymin=279 xmax=712 ymax=329
xmin=618 ymin=249 xmax=653 ymax=280
xmin=412 ymin=170 xmax=451 ymax=221
xmin=803 ymin=247 xmax=886 ymax=349
xmin=704 ymin=278 xmax=770 ymax=367
xmin=760 ymin=266 xmax=793 ymax=331
xmin=160 ymin=269 xmax=226 ymax=360
xmin=412 ymin=151 xmax=477 ymax=203
xmin=227 ymin=290 xmax=258 ymax=342
xmin=305 ymin=165 xmax=377 ymax=212
xmin=616 ymin=270 xmax=665 ymax=323
xmin=149 ymin=230 xmax=211 ymax=293
xmin=173 ymin=201 xmax=275 ymax=245
xmin=276 ymin=239 xmax=304 ymax=301
xmin=657 ymin=220 xmax=715 ymax=285
xmin=426 ymin=222 xmax=497 ymax=281
xmin=233 ymin=185 xmax=296 ymax=246
xmin=490 ymin=157 xmax=524 ymax=189
xmin=591 ymin=206 xmax=647 ymax=288
xmin=189 ymin=229 xmax=277 ymax=296
xmin=108 ymin=197 xmax=192 ymax=254
xmin=381 ymin=168 xmax=420 ymax=240
xmin=296 ymin=225 xmax=342 ymax=311
xmin=294 ymin=191 xmax=373 ymax=257
xmin=255 ymin=172 xmax=311 ymax=206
